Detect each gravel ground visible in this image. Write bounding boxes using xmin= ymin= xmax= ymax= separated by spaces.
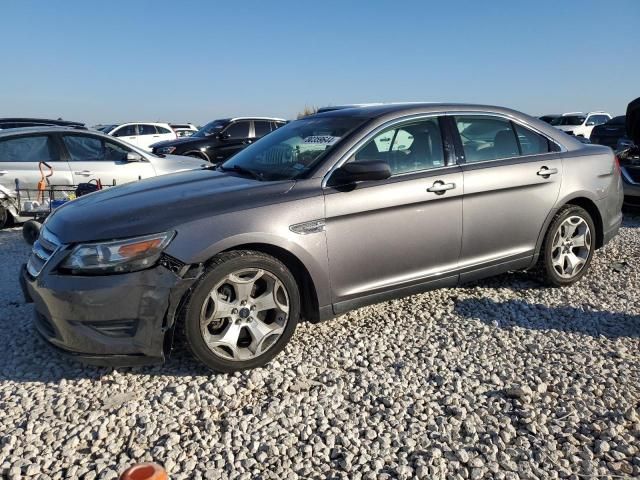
xmin=1 ymin=214 xmax=639 ymax=480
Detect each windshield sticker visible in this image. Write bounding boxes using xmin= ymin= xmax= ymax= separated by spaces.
xmin=302 ymin=135 xmax=341 ymax=146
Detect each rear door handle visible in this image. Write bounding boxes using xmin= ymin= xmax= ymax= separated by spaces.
xmin=537 ymin=167 xmax=558 ymax=177
xmin=427 ymin=180 xmax=456 ymax=194
xmin=74 ymin=170 xmax=93 ymax=176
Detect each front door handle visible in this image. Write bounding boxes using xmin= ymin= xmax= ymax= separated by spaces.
xmin=427 ymin=180 xmax=456 ymax=194
xmin=74 ymin=170 xmax=93 ymax=176
xmin=537 ymin=166 xmax=558 ymax=177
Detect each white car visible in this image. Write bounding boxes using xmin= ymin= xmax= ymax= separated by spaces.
xmin=550 ymin=112 xmax=611 ymax=139
xmin=94 ymin=122 xmax=177 ymax=151
xmin=0 ymin=126 xmax=206 ymax=228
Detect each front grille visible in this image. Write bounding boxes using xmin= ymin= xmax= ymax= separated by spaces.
xmin=26 ymin=228 xmax=61 ymax=277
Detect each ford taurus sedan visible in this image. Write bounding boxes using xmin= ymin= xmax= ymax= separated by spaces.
xmin=21 ymin=103 xmax=623 ymax=372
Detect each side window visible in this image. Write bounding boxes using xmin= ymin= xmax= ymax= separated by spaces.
xmin=271 ymin=121 xmax=285 ymax=131
xmin=0 ymin=135 xmax=56 ymax=162
xmin=224 ymin=121 xmax=249 ymax=139
xmin=139 ymin=124 xmax=157 ymax=135
xmin=352 ymin=118 xmax=445 ymax=175
xmin=104 ymin=140 xmax=130 ymax=162
xmin=112 ymin=125 xmax=137 ymax=137
xmin=156 ymin=126 xmax=171 ymax=134
xmin=513 ymin=124 xmax=550 ymax=155
xmin=455 ymin=116 xmax=519 ymax=162
xmin=254 ymin=121 xmax=271 ymax=138
xmin=63 ymin=135 xmax=105 ymax=161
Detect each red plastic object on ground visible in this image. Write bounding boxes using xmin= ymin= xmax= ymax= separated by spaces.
xmin=120 ymin=463 xmax=168 ymax=480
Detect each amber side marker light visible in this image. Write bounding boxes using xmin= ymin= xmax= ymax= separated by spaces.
xmin=120 ymin=462 xmax=168 ymax=480
xmin=118 ymin=238 xmax=164 ymax=257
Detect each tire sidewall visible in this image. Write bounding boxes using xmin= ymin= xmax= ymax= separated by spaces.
xmin=184 ymin=253 xmax=300 ymax=373
xmin=543 ymin=206 xmax=595 ymax=286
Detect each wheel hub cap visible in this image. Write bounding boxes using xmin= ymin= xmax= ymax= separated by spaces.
xmin=551 ymin=215 xmax=592 ymax=279
xmin=199 ymin=268 xmax=290 ymax=361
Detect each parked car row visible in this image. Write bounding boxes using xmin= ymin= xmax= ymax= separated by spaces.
xmin=539 ymin=111 xmax=611 ymax=139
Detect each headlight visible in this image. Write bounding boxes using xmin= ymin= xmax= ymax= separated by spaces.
xmin=157 ymin=146 xmax=176 ymax=154
xmin=60 ymin=231 xmax=175 ymax=275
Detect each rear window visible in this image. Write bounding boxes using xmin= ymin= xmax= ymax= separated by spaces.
xmin=0 ymin=135 xmax=56 ymax=162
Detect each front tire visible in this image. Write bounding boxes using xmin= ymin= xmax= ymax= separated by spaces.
xmin=182 ymin=250 xmax=300 ymax=373
xmin=540 ymin=205 xmax=595 ymax=287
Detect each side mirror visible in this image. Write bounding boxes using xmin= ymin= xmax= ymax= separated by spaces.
xmin=586 ymin=121 xmax=595 ymax=126
xmin=126 ymin=152 xmax=143 ymax=162
xmin=218 ymin=132 xmax=231 ymax=141
xmin=329 ymin=160 xmax=391 ymax=186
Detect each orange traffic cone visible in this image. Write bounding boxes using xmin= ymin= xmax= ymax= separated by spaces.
xmin=120 ymin=462 xmax=168 ymax=480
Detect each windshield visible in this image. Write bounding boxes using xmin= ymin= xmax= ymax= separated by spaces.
xmin=221 ymin=116 xmax=367 ymax=180
xmin=609 ymin=116 xmax=625 ymax=125
xmin=193 ymin=120 xmax=227 ymax=137
xmin=551 ymin=116 xmax=586 ymax=126
xmin=94 ymin=124 xmax=117 ymax=133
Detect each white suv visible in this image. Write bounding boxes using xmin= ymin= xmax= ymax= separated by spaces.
xmin=551 ymin=112 xmax=611 ymax=139
xmin=94 ymin=122 xmax=177 ymax=151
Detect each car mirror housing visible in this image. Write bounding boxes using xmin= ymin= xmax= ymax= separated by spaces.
xmin=586 ymin=121 xmax=595 ymax=126
xmin=329 ymin=160 xmax=391 ymax=186
xmin=126 ymin=152 xmax=143 ymax=162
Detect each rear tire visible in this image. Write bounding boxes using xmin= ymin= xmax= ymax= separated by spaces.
xmin=182 ymin=250 xmax=300 ymax=373
xmin=0 ymin=206 xmax=11 ymax=229
xmin=22 ymin=220 xmax=42 ymax=245
xmin=539 ymin=205 xmax=595 ymax=287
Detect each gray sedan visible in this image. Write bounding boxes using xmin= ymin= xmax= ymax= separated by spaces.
xmin=22 ymin=103 xmax=623 ymax=372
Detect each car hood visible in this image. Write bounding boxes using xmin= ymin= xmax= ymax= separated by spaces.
xmin=150 ymin=154 xmax=208 ymax=172
xmin=626 ymin=97 xmax=640 ymax=145
xmin=555 ymin=125 xmax=578 ymax=132
xmin=45 ymin=169 xmax=295 ymax=244
xmin=150 ymin=136 xmax=206 ymax=149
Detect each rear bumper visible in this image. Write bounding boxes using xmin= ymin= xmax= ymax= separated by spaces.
xmin=21 ymin=263 xmax=196 ymax=367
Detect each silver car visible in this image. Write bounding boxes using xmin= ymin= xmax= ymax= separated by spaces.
xmin=0 ymin=126 xmax=207 ymax=227
xmin=21 ymin=104 xmax=623 ymax=372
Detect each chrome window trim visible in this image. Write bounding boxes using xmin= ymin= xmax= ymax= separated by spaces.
xmin=322 ymin=110 xmax=567 ymax=187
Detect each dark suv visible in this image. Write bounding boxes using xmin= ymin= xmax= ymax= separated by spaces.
xmin=151 ymin=117 xmax=286 ymax=163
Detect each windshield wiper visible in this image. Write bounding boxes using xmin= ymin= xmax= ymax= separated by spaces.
xmin=218 ymin=164 xmax=263 ymax=181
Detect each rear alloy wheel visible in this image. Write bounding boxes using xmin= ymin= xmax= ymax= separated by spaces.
xmin=541 ymin=205 xmax=595 ymax=286
xmin=183 ymin=251 xmax=299 ymax=372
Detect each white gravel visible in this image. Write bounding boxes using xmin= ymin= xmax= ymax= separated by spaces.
xmin=1 ymin=214 xmax=639 ymax=479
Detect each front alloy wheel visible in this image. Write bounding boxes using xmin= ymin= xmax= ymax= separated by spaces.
xmin=183 ymin=251 xmax=300 ymax=372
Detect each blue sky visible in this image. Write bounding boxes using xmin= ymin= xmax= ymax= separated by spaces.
xmin=1 ymin=0 xmax=638 ymax=125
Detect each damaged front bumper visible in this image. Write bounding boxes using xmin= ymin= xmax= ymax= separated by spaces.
xmin=21 ymin=260 xmax=199 ymax=367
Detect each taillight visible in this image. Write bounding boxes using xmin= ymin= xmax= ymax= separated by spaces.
xmin=614 ymin=155 xmax=620 ymax=172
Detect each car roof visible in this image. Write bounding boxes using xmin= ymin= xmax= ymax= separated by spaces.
xmin=229 ymin=117 xmax=287 ymax=122
xmin=0 ymin=125 xmax=100 ymax=138
xmin=308 ymin=102 xmax=533 ymax=120
xmin=0 ymin=117 xmax=84 ymax=126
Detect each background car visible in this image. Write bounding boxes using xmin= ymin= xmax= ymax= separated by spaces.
xmin=619 ymin=97 xmax=640 ymax=206
xmin=550 ymin=111 xmax=611 ymax=138
xmin=538 ymin=114 xmax=561 ymax=124
xmin=590 ymin=115 xmax=627 ymax=150
xmin=1 ymin=117 xmax=85 ymax=130
xmin=170 ymin=123 xmax=199 ymax=138
xmin=95 ymin=122 xmax=177 ymax=151
xmin=151 ymin=117 xmax=286 ymax=163
xmin=0 ymin=126 xmax=206 ymax=227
